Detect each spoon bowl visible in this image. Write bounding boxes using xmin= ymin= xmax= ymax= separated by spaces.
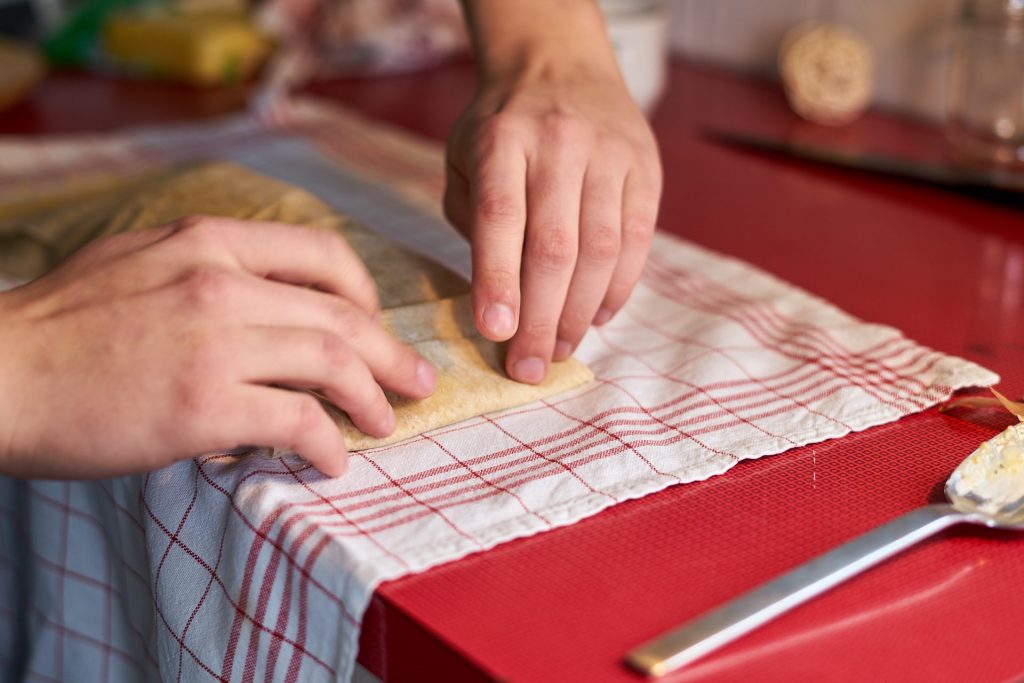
xmin=945 ymin=489 xmax=1024 ymax=529
xmin=945 ymin=423 xmax=1024 ymax=527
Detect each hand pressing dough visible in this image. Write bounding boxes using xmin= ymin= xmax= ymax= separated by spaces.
xmin=0 ymin=161 xmax=469 ymax=306
xmin=0 ymin=162 xmax=594 ymax=450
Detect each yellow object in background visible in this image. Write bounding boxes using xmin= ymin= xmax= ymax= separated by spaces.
xmin=0 ymin=38 xmax=45 ymax=112
xmin=103 ymin=14 xmax=272 ymax=86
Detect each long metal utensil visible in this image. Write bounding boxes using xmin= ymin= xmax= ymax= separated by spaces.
xmin=626 ymin=423 xmax=1024 ymax=676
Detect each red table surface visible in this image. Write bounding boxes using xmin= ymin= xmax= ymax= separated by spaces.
xmin=3 ymin=60 xmax=1024 ymax=683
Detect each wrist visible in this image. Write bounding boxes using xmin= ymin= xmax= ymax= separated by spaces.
xmin=461 ymin=0 xmax=621 ymax=86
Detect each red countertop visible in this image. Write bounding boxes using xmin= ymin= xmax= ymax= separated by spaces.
xmin=3 ymin=59 xmax=1023 ymax=683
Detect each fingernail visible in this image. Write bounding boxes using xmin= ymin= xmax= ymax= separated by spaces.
xmin=593 ymin=307 xmax=613 ymax=326
xmin=416 ymin=359 xmax=437 ymax=394
xmin=482 ymin=303 xmax=516 ymax=338
xmin=553 ymin=339 xmax=573 ymax=361
xmin=383 ymin=404 xmax=396 ymax=433
xmin=512 ymin=356 xmax=546 ymax=384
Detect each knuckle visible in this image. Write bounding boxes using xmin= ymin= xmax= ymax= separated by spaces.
xmin=477 ymin=113 xmax=520 ymax=145
xmin=559 ymin=306 xmax=592 ymax=332
xmin=627 ymin=133 xmax=656 ymax=157
xmin=173 ymin=374 xmax=220 ymax=423
xmin=604 ymin=279 xmax=635 ymax=307
xmin=478 ymin=265 xmax=519 ymax=297
xmin=597 ymin=135 xmax=633 ymax=161
xmin=581 ymin=224 xmax=621 ymax=263
xmin=289 ymin=395 xmax=324 ymax=444
xmin=171 ymin=215 xmax=222 ymax=247
xmin=519 ymin=319 xmax=559 ymax=343
xmin=179 ymin=267 xmax=234 ymax=308
xmin=644 ymin=154 xmax=664 ymax=182
xmin=328 ymin=301 xmax=362 ymax=334
xmin=315 ymin=225 xmax=347 ymax=253
xmin=354 ymin=265 xmax=379 ymax=304
xmin=527 ymin=229 xmax=577 ymax=270
xmin=302 ymin=225 xmax=344 ymax=262
xmin=368 ymin=390 xmax=392 ymax=422
xmin=336 ymin=379 xmax=390 ymax=431
xmin=543 ymin=112 xmax=583 ymax=145
xmin=318 ymin=332 xmax=355 ymax=372
xmin=475 ymin=192 xmax=524 ymax=228
xmin=622 ymin=215 xmax=656 ymax=245
xmin=393 ymin=344 xmax=424 ymax=380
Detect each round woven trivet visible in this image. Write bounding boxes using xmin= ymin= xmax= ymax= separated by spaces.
xmin=779 ymin=22 xmax=873 ymax=126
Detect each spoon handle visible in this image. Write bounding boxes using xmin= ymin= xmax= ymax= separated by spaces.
xmin=627 ymin=503 xmax=964 ymax=676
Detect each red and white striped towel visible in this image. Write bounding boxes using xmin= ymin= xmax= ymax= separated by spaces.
xmin=0 ymin=99 xmax=997 ymax=682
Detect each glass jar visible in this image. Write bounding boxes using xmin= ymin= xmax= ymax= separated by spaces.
xmin=946 ymin=0 xmax=1024 ymax=168
xmin=598 ymin=0 xmax=668 ymax=114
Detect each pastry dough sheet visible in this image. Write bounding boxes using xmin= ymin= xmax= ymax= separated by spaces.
xmin=331 ymin=294 xmax=593 ymax=450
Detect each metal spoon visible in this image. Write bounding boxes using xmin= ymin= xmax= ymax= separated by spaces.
xmin=627 ymin=422 xmax=1024 ymax=677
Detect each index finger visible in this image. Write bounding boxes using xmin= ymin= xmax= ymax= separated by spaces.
xmin=162 ymin=215 xmax=380 ymax=317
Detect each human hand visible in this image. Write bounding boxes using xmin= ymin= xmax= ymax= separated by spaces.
xmin=444 ymin=21 xmax=662 ymax=384
xmin=0 ymin=217 xmax=436 ymax=479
